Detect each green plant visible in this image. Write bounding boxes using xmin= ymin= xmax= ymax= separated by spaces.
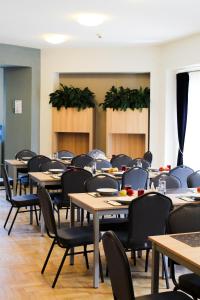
xmin=49 ymin=84 xmax=95 ymax=110
xmin=99 ymin=86 xmax=150 ymax=111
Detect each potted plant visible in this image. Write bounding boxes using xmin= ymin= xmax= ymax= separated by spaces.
xmin=49 ymin=84 xmax=95 ymax=111
xmin=100 ymin=85 xmax=150 ymax=158
xmin=99 ymin=85 xmax=150 ymax=111
xmin=50 ymin=84 xmax=95 ymax=154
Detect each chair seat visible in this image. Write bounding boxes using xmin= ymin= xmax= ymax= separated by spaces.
xmin=137 ymin=291 xmax=191 ymax=299
xmin=51 ymin=193 xmax=70 ymax=208
xmin=178 ymin=273 xmax=200 ymax=298
xmin=114 ymin=229 xmax=151 ymax=250
xmin=57 ymin=226 xmax=99 ymax=248
xmin=12 ymin=194 xmax=39 ymax=206
xmin=99 ymin=218 xmax=128 ymax=231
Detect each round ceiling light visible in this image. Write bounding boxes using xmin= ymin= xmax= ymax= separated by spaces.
xmin=75 ymin=13 xmax=108 ymax=27
xmin=44 ymin=34 xmax=68 ymax=44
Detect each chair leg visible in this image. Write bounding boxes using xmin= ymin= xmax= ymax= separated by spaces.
xmin=99 ymin=253 xmax=104 ymax=283
xmin=34 ymin=205 xmax=39 ymax=226
xmin=57 ymin=209 xmax=61 ymax=228
xmin=83 ymin=245 xmax=89 ymax=269
xmin=8 ymin=207 xmax=19 ymax=235
xmin=4 ymin=206 xmax=13 ymax=228
xmin=52 ymin=248 xmax=69 ymax=288
xmin=66 ymin=208 xmax=69 ymax=220
xmin=145 ymin=249 xmax=150 ymax=272
xmin=41 ymin=239 xmax=56 ymax=274
xmin=162 ymin=254 xmax=170 ymax=289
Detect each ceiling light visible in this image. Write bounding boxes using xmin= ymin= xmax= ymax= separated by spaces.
xmin=44 ymin=34 xmax=68 ymax=44
xmin=75 ymin=13 xmax=108 ymax=27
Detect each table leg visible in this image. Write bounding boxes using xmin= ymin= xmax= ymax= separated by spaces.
xmin=13 ymin=166 xmax=17 ymax=196
xmin=70 ymin=201 xmax=75 ymax=265
xmin=151 ymin=243 xmax=160 ymax=293
xmin=93 ymin=212 xmax=100 ymax=288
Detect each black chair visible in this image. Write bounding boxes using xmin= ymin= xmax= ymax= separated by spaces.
xmin=111 ymin=154 xmax=132 ymax=169
xmin=71 ymin=154 xmax=94 ymax=168
xmin=1 ymin=164 xmax=39 ymax=235
xmin=87 ymin=149 xmax=106 ymax=159
xmin=168 ymin=203 xmax=200 ymax=300
xmin=102 ymin=231 xmax=191 ymax=300
xmin=169 ymin=165 xmax=194 ymax=188
xmin=151 ymin=173 xmax=181 ymax=189
xmin=20 ymin=155 xmax=51 ymax=193
xmin=40 ymin=160 xmax=67 ymax=172
xmin=113 ymin=192 xmax=173 ymax=284
xmin=122 ymin=167 xmax=148 ymax=190
xmin=15 ymin=149 xmax=37 ymax=194
xmin=52 ymin=168 xmax=92 ymax=226
xmin=128 ymin=158 xmax=150 ymax=169
xmin=38 ymin=186 xmax=103 ymax=288
xmin=95 ymin=159 xmax=111 ymax=170
xmin=15 ymin=149 xmax=37 ymax=160
xmin=40 ymin=160 xmax=67 ymax=191
xmin=56 ymin=150 xmax=74 ymax=159
xmin=143 ymin=151 xmax=153 ymax=166
xmin=85 ymin=174 xmax=126 ymax=230
xmin=187 ymin=170 xmax=200 ymax=188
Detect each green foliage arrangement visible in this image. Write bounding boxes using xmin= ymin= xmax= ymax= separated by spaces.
xmin=49 ymin=84 xmax=95 ymax=111
xmin=99 ymin=86 xmax=150 ymax=111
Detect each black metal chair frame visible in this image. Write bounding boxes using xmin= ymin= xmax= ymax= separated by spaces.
xmin=38 ymin=186 xmax=103 ymax=288
xmin=102 ymin=231 xmax=191 ymax=300
xmin=1 ymin=164 xmax=39 ymax=235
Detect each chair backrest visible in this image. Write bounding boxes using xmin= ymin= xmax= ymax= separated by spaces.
xmin=85 ymin=174 xmax=119 ymax=192
xmin=128 ymin=158 xmax=150 ymax=169
xmin=87 ymin=149 xmax=106 ymax=159
xmin=71 ymin=154 xmax=94 ymax=168
xmin=27 ymin=155 xmax=51 ymax=172
xmin=143 ymin=151 xmax=153 ymax=165
xmin=128 ymin=192 xmax=173 ymax=249
xmin=122 ymin=167 xmax=148 ymax=190
xmin=40 ymin=160 xmax=67 ymax=172
xmin=57 ymin=150 xmax=74 ymax=159
xmin=15 ymin=149 xmax=36 ymax=160
xmin=102 ymin=231 xmax=135 ymax=300
xmin=95 ymin=159 xmax=112 ymax=170
xmin=187 ymin=171 xmax=200 ymax=188
xmin=111 ymin=154 xmax=132 ymax=169
xmin=38 ymin=186 xmax=57 ymax=238
xmin=169 ymin=165 xmax=194 ymax=188
xmin=1 ymin=164 xmax=12 ymax=202
xmin=151 ymin=173 xmax=181 ymax=189
xmin=61 ymin=168 xmax=92 ymax=203
xmin=168 ymin=203 xmax=200 ymax=234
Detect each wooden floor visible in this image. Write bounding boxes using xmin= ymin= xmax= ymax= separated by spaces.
xmin=0 ymin=189 xmax=184 ymax=300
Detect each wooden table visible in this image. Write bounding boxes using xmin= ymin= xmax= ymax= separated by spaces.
xmin=5 ymin=159 xmax=28 ymax=195
xmin=69 ymin=192 xmax=189 ymax=288
xmin=150 ymin=233 xmax=200 ymax=293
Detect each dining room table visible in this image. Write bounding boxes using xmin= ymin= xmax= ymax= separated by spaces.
xmin=69 ymin=188 xmax=195 ymax=288
xmin=150 ymin=232 xmax=200 ymax=293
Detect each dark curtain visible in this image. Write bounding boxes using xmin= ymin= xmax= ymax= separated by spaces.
xmin=176 ymin=72 xmax=189 ymax=165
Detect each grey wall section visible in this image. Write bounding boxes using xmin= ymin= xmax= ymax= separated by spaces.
xmin=0 ymin=68 xmax=3 ymax=163
xmin=0 ymin=43 xmax=40 ymax=158
xmin=4 ymin=68 xmax=32 ymax=158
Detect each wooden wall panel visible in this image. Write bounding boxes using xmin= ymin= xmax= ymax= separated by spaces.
xmin=56 ymin=133 xmax=89 ymax=155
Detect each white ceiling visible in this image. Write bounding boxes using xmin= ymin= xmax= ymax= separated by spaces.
xmin=1 ymin=0 xmax=200 ymax=49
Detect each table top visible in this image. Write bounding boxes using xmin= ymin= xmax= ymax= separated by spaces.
xmin=69 ymin=191 xmax=191 ymax=213
xmin=5 ymin=159 xmax=28 ymax=167
xmin=29 ymin=172 xmax=60 ymax=183
xmin=149 ymin=233 xmax=200 ymax=270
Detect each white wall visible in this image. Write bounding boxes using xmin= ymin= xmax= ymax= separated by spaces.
xmin=40 ymin=35 xmax=200 ymax=167
xmin=40 ymin=46 xmax=165 ymax=166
